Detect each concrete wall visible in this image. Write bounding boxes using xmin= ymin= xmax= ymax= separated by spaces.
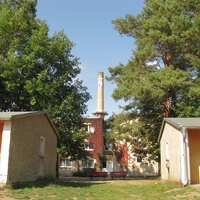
xmin=8 ymin=114 xmax=57 ymax=183
xmin=160 ymin=123 xmax=182 ymax=182
xmin=0 ymin=121 xmax=11 ymax=183
xmin=127 ymin=158 xmax=158 ymax=176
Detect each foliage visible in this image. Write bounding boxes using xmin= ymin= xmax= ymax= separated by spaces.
xmin=107 ymin=0 xmax=200 ymax=161
xmin=113 ymin=141 xmax=129 ymax=169
xmin=106 ymin=113 xmax=159 ymax=162
xmin=73 ymin=168 xmax=95 ymax=177
xmin=0 ymin=0 xmax=91 ymax=160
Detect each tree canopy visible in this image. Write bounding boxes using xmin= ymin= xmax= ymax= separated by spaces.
xmin=0 ymin=0 xmax=91 ymax=160
xmin=107 ymin=0 xmax=200 ymax=161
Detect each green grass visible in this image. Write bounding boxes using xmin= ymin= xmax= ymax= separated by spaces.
xmin=1 ymin=177 xmax=200 ymax=200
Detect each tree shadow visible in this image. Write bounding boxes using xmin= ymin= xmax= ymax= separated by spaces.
xmin=11 ymin=177 xmax=108 ymax=189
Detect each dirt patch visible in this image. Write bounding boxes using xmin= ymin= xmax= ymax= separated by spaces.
xmin=191 ymin=184 xmax=200 ymax=191
xmin=0 ymin=189 xmax=15 ymax=200
xmin=163 ymin=184 xmax=200 ymax=199
xmin=171 ymin=191 xmax=200 ymax=199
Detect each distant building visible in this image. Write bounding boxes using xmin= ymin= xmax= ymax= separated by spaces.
xmin=0 ymin=111 xmax=59 ymax=185
xmin=59 ymin=72 xmax=158 ymax=177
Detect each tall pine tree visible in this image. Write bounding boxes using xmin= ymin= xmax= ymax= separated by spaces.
xmin=107 ymin=0 xmax=200 ymax=161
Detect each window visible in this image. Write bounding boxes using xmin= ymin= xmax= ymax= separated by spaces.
xmin=60 ymin=158 xmax=72 ymax=168
xmin=105 ymin=143 xmax=112 ymax=151
xmin=84 ymin=123 xmax=95 ymax=133
xmin=82 ymin=160 xmax=94 ymax=168
xmin=85 ymin=142 xmax=94 ymax=150
xmin=165 ymin=142 xmax=169 ymax=161
xmin=39 ymin=136 xmax=45 ymax=157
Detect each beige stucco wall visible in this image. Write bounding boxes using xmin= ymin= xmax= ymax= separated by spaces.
xmin=8 ymin=114 xmax=57 ymax=183
xmin=160 ymin=123 xmax=182 ymax=182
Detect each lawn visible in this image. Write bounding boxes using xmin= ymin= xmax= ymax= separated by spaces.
xmin=1 ymin=177 xmax=200 ymax=200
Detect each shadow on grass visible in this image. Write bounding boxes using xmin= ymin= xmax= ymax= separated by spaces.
xmin=10 ymin=177 xmax=108 ymax=190
xmin=10 ymin=176 xmax=161 ymax=190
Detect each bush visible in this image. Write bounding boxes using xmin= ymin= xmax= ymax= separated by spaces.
xmin=73 ymin=168 xmax=95 ymax=177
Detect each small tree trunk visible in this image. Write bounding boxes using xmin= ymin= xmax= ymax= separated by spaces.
xmin=164 ymin=91 xmax=171 ymax=117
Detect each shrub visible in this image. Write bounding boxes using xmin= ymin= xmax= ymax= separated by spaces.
xmin=73 ymin=168 xmax=95 ymax=177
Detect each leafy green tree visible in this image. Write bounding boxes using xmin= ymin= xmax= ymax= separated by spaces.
xmin=0 ymin=0 xmax=91 ymax=160
xmin=107 ymin=0 xmax=200 ymax=161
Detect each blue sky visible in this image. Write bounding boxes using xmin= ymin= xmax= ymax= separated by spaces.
xmin=36 ymin=1 xmax=144 ymax=118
